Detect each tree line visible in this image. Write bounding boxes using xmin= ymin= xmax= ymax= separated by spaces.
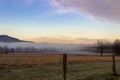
xmin=0 ymin=47 xmax=59 ymax=54
xmin=96 ymin=39 xmax=120 ymax=76
xmin=96 ymin=39 xmax=120 ymax=56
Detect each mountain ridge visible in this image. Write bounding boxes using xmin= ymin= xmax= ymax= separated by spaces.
xmin=0 ymin=35 xmax=29 ymax=42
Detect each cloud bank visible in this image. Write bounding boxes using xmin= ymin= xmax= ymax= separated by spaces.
xmin=51 ymin=0 xmax=120 ymax=22
xmin=24 ymin=0 xmax=120 ymax=22
xmin=30 ymin=37 xmax=96 ymax=44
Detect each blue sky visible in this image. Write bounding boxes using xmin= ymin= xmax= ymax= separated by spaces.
xmin=0 ymin=0 xmax=120 ymax=44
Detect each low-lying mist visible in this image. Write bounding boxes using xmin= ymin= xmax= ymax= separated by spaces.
xmin=0 ymin=42 xmax=95 ymax=54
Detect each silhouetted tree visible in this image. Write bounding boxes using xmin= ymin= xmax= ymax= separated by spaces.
xmin=10 ymin=48 xmax=15 ymax=53
xmin=0 ymin=47 xmax=4 ymax=53
xmin=96 ymin=40 xmax=107 ymax=56
xmin=111 ymin=39 xmax=120 ymax=76
xmin=112 ymin=39 xmax=120 ymax=55
xmin=3 ymin=46 xmax=9 ymax=54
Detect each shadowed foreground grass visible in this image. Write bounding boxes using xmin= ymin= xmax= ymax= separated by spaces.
xmin=0 ymin=54 xmax=120 ymax=80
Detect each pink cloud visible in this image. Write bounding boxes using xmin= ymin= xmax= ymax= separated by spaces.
xmin=51 ymin=0 xmax=120 ymax=22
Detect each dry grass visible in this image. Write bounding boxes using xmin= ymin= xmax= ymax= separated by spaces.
xmin=0 ymin=54 xmax=120 ymax=80
xmin=0 ymin=54 xmax=120 ymax=66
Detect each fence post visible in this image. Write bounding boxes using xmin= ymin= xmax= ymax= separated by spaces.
xmin=112 ymin=53 xmax=117 ymax=76
xmin=63 ymin=53 xmax=67 ymax=80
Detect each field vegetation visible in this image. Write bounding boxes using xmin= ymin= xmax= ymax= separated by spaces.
xmin=0 ymin=54 xmax=120 ymax=80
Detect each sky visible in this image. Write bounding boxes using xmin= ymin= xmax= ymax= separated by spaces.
xmin=0 ymin=0 xmax=120 ymax=44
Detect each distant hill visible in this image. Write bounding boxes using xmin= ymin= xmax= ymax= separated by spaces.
xmin=0 ymin=35 xmax=28 ymax=42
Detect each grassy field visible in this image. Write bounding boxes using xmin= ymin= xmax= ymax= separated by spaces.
xmin=0 ymin=54 xmax=120 ymax=80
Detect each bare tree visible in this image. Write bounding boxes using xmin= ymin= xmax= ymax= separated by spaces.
xmin=96 ymin=40 xmax=107 ymax=56
xmin=112 ymin=39 xmax=120 ymax=55
xmin=0 ymin=47 xmax=4 ymax=53
xmin=111 ymin=39 xmax=120 ymax=76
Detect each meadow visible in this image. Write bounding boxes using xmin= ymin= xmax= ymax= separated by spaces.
xmin=0 ymin=54 xmax=120 ymax=80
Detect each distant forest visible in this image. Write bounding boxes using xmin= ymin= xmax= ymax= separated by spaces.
xmin=0 ymin=46 xmax=59 ymax=54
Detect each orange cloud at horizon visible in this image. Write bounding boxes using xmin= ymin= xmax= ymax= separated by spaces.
xmin=29 ymin=37 xmax=97 ymax=44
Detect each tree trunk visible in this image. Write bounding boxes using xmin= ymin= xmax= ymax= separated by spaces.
xmin=101 ymin=50 xmax=103 ymax=56
xmin=101 ymin=52 xmax=103 ymax=56
xmin=112 ymin=53 xmax=117 ymax=76
xmin=63 ymin=54 xmax=67 ymax=80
